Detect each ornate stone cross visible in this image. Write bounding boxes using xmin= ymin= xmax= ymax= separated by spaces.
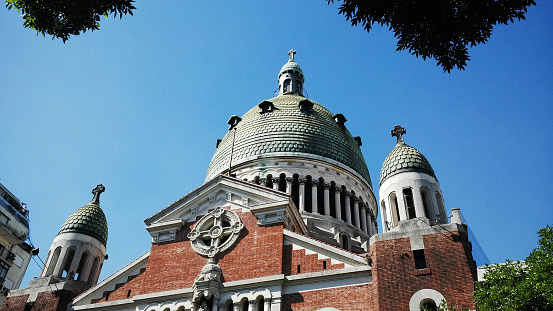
xmin=288 ymin=49 xmax=296 ymax=61
xmin=91 ymin=184 xmax=105 ymax=204
xmin=391 ymin=125 xmax=406 ymax=143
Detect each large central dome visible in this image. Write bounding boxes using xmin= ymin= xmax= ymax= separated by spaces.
xmin=203 ymin=52 xmax=378 ymax=253
xmin=205 ymin=95 xmax=372 ymax=185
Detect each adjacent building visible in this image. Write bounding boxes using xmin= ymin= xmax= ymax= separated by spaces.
xmin=0 ymin=183 xmax=33 ymax=305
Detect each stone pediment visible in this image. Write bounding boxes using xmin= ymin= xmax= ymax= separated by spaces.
xmin=144 ymin=175 xmax=307 ymax=244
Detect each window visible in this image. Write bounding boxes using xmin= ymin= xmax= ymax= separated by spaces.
xmin=420 ymin=299 xmax=437 ymax=311
xmin=283 ymin=79 xmax=291 ymax=93
xmin=413 ymin=249 xmax=427 ymax=269
xmin=323 ymin=260 xmax=327 ymax=270
xmin=340 ymin=234 xmax=350 ymax=251
xmin=0 ymin=260 xmax=8 ymax=286
xmin=420 ymin=188 xmax=431 ymax=219
xmin=0 ymin=212 xmax=8 ymax=226
xmin=389 ymin=192 xmax=400 ymax=225
xmin=435 ymin=192 xmax=445 ymax=223
xmin=403 ymin=188 xmax=416 ymax=219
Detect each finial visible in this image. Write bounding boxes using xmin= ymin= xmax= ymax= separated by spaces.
xmin=288 ymin=49 xmax=296 ymax=61
xmin=91 ymin=184 xmax=105 ymax=205
xmin=391 ymin=125 xmax=406 ymax=143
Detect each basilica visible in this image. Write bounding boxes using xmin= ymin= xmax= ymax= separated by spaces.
xmin=2 ymin=51 xmax=477 ymax=311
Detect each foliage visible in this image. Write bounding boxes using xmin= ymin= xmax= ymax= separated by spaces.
xmin=475 ymin=226 xmax=553 ymax=311
xmin=328 ymin=0 xmax=536 ymax=72
xmin=5 ymin=0 xmax=135 ymax=42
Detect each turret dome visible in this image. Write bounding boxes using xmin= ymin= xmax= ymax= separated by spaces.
xmin=58 ymin=185 xmax=108 ymax=246
xmin=380 ymin=126 xmax=435 ymax=185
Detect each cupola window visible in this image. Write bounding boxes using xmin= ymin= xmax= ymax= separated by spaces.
xmin=403 ymin=188 xmax=416 ymax=219
xmin=283 ymin=79 xmax=291 ymax=93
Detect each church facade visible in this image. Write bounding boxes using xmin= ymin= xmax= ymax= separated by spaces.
xmin=2 ymin=52 xmax=477 ymax=311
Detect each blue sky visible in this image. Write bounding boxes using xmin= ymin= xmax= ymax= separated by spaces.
xmin=1 ymin=1 xmax=552 ymax=287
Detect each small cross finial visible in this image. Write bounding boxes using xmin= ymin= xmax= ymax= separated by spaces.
xmin=288 ymin=49 xmax=296 ymax=61
xmin=391 ymin=125 xmax=406 ymax=143
xmin=91 ymin=184 xmax=105 ymax=204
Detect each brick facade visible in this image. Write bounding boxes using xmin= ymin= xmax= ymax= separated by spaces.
xmin=282 ymin=284 xmax=376 ymax=311
xmin=371 ymin=230 xmax=477 ymax=311
xmin=98 ymin=206 xmax=284 ymax=302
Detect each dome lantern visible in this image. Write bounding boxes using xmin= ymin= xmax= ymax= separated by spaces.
xmin=278 ymin=49 xmax=305 ymax=96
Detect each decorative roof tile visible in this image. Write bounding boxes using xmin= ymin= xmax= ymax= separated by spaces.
xmin=380 ymin=142 xmax=436 ymax=185
xmin=58 ymin=202 xmax=108 ymax=246
xmin=206 ymin=95 xmax=372 ymax=186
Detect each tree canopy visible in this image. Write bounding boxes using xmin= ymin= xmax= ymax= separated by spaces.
xmin=5 ymin=0 xmax=537 ymax=71
xmin=329 ymin=0 xmax=536 ymax=72
xmin=474 ymin=225 xmax=553 ymax=311
xmin=4 ymin=0 xmax=135 ymax=42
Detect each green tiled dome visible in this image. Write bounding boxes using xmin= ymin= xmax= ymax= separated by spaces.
xmin=206 ymin=95 xmax=372 ymax=186
xmin=380 ymin=142 xmax=436 ymax=185
xmin=58 ymin=202 xmax=108 ymax=246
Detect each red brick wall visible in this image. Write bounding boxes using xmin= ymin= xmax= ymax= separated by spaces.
xmin=1 ymin=291 xmax=76 ymax=311
xmin=282 ymin=244 xmax=345 ymax=276
xmin=370 ymin=231 xmax=477 ymax=311
xmin=282 ymin=284 xmax=376 ymax=311
xmin=101 ymin=206 xmax=284 ymax=302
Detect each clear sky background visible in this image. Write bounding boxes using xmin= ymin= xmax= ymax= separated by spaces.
xmin=1 ymin=1 xmax=552 ymax=288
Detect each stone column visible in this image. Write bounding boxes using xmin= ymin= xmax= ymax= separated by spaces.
xmin=334 ymin=188 xmax=342 ymax=221
xmin=360 ymin=203 xmax=368 ymax=234
xmin=272 ymin=178 xmax=279 ymax=191
xmin=264 ymin=298 xmax=271 ymax=311
xmin=367 ymin=212 xmax=374 ymax=237
xmin=344 ymin=191 xmax=352 ymax=225
xmin=260 ymin=178 xmax=267 ymax=187
xmin=298 ymin=179 xmax=306 ymax=213
xmin=248 ymin=300 xmax=254 ymax=311
xmin=233 ymin=302 xmax=240 ymax=311
xmin=285 ymin=177 xmax=293 ymax=195
xmin=323 ymin=183 xmax=331 ymax=216
xmin=352 ymin=196 xmax=361 ymax=229
xmin=311 ymin=181 xmax=319 ymax=214
xmin=413 ymin=190 xmax=426 ymax=218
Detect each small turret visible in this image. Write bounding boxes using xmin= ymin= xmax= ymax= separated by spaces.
xmin=40 ymin=185 xmax=108 ymax=285
xmin=379 ymin=126 xmax=447 ymax=232
xmin=278 ymin=49 xmax=305 ymax=96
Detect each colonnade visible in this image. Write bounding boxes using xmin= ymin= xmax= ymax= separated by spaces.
xmin=250 ymin=174 xmax=378 ymax=237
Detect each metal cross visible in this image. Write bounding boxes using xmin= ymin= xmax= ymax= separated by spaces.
xmin=391 ymin=125 xmax=406 ymax=143
xmin=91 ymin=184 xmax=105 ymax=204
xmin=288 ymin=49 xmax=296 ymax=60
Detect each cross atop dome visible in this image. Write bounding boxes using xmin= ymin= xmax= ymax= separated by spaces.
xmin=91 ymin=184 xmax=105 ymax=204
xmin=391 ymin=125 xmax=406 ymax=143
xmin=288 ymin=49 xmax=296 ymax=61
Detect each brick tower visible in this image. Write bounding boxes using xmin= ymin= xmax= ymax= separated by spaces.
xmin=371 ymin=127 xmax=477 ymax=311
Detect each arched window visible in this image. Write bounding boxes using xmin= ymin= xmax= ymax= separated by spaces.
xmin=295 ymin=81 xmax=302 ymax=95
xmin=87 ymin=257 xmax=100 ymax=285
xmin=389 ymin=192 xmax=400 ymax=226
xmin=61 ymin=247 xmax=76 ymax=278
xmin=75 ymin=251 xmax=90 ymax=281
xmin=435 ymin=192 xmax=446 ymax=223
xmin=420 ymin=187 xmax=433 ymax=220
xmin=403 ymin=188 xmax=416 ymax=219
xmin=340 ymin=233 xmax=350 ymax=251
xmin=240 ymin=298 xmax=249 ymax=311
xmin=283 ymin=79 xmax=291 ymax=93
xmin=45 ymin=246 xmax=61 ymax=277
xmin=420 ymin=299 xmax=438 ymax=311
xmin=256 ymin=296 xmax=265 ymax=311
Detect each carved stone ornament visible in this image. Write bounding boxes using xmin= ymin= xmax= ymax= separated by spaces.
xmin=193 ymin=262 xmax=223 ymax=303
xmin=187 ymin=206 xmax=244 ymax=258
